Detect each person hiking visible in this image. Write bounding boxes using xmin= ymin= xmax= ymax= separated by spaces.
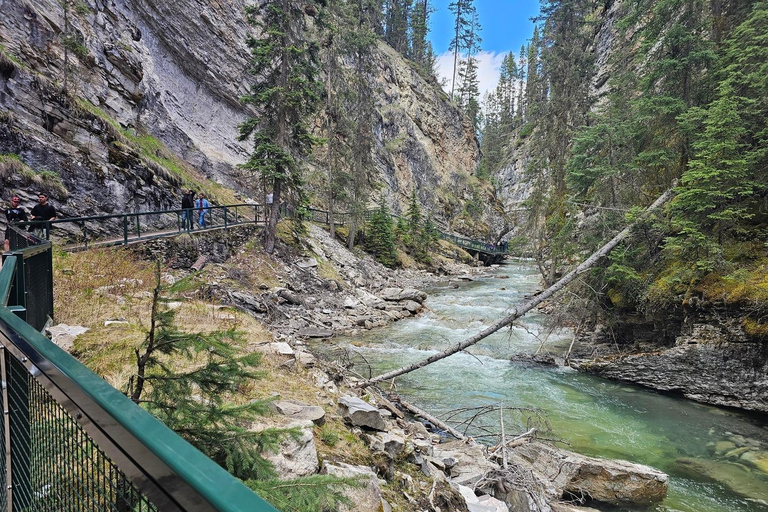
xmin=29 ymin=193 xmax=56 ymax=239
xmin=196 ymin=193 xmax=211 ymax=228
xmin=181 ymin=189 xmax=194 ymax=230
xmin=4 ymin=195 xmax=28 ymax=251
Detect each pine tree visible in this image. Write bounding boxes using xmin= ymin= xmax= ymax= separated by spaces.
xmin=239 ymin=0 xmax=323 ymax=254
xmin=130 ymin=263 xmax=356 ymax=510
xmin=448 ymin=0 xmax=477 ymax=98
xmin=365 ymin=197 xmax=399 ymax=266
xmin=128 ymin=262 xmax=281 ymax=480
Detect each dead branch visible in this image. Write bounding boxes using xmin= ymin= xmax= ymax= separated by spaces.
xmin=358 ymin=185 xmax=676 ymax=388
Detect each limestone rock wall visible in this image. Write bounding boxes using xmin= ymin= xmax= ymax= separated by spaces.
xmin=573 ymin=306 xmax=768 ymax=413
xmin=0 ymin=0 xmax=479 ymax=228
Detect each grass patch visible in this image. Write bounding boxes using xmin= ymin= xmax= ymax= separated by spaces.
xmin=0 ymin=43 xmax=24 ymax=69
xmin=74 ymin=99 xmax=238 ymax=205
xmin=0 ymin=154 xmax=69 ymax=198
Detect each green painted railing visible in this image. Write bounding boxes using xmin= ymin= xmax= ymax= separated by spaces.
xmin=0 ymin=234 xmax=279 ymax=512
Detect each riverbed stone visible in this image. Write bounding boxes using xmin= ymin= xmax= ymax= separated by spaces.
xmin=675 ymin=456 xmax=768 ymax=501
xmin=740 ymin=450 xmax=768 ymax=474
xmin=510 ymin=442 xmax=668 ymax=506
xmin=338 ymin=395 xmax=387 ymax=431
xmin=379 ymin=287 xmax=427 ymax=302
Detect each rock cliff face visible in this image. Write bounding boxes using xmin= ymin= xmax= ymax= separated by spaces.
xmin=0 ymin=0 xmax=478 ymax=224
xmin=572 ymin=306 xmax=768 ymax=413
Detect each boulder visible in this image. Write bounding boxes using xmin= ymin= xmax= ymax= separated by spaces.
xmin=378 ymin=287 xmax=427 ymax=302
xmin=297 ymin=327 xmax=334 ymax=338
xmin=458 ymin=486 xmax=510 ymax=512
xmin=511 ymin=442 xmax=668 ymax=506
xmin=432 ymin=440 xmax=499 ymax=486
xmin=321 ymin=462 xmax=386 ymax=512
xmin=401 ymin=299 xmax=423 ymax=313
xmin=260 ymin=419 xmax=318 ymax=478
xmin=271 ymin=400 xmax=326 ymax=426
xmin=338 ymin=395 xmax=387 ymax=431
xmin=365 ymin=431 xmax=405 ymax=458
xmin=46 ymin=324 xmax=88 ymax=353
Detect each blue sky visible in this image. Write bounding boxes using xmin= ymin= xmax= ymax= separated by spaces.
xmin=430 ymin=0 xmax=541 ymax=98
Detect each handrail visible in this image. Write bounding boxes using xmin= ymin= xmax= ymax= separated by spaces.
xmin=0 ymin=250 xmax=278 ymax=511
xmin=306 ymin=207 xmax=508 ymax=255
xmin=19 ymin=203 xmax=263 ymax=249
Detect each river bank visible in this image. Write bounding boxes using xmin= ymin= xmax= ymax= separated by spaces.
xmin=56 ymin=223 xmax=767 ymax=511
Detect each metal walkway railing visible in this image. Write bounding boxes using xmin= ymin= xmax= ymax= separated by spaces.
xmin=0 ymin=229 xmax=278 ymax=512
xmin=20 ymin=203 xmax=263 ymax=251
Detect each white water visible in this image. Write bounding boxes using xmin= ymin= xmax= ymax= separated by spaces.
xmin=324 ymin=259 xmax=768 ymax=512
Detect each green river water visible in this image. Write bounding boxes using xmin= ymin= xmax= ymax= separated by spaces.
xmin=328 ymin=259 xmax=768 ymax=511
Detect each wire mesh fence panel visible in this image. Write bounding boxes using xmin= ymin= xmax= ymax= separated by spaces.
xmin=22 ymin=250 xmax=52 ymax=332
xmin=3 ymin=352 xmax=160 ymax=512
xmin=7 ymin=226 xmax=45 ymax=251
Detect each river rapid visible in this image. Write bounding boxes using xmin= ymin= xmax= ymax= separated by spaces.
xmin=331 ymin=259 xmax=768 ymax=512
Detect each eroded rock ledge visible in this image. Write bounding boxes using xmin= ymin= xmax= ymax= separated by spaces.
xmin=573 ymin=320 xmax=768 ymax=414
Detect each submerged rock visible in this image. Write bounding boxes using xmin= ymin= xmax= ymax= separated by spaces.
xmin=674 ymin=456 xmax=768 ymax=502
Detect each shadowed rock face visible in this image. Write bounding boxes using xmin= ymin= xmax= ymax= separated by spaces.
xmin=0 ymin=0 xmax=478 ymax=227
xmin=574 ymin=313 xmax=768 ymax=413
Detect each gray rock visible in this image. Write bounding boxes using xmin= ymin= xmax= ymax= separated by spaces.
xmin=46 ymin=324 xmax=89 ymax=353
xmin=322 ymin=462 xmax=386 ymax=512
xmin=432 ymin=441 xmax=499 ymax=486
xmin=297 ymin=327 xmax=333 ymax=338
xmin=509 ymin=442 xmax=668 ymax=506
xmin=578 ymin=323 xmax=768 ymax=413
xmin=271 ymin=400 xmax=326 ymax=426
xmin=261 ymin=420 xmax=318 ymax=478
xmin=296 ymin=258 xmax=318 ymax=268
xmin=378 ymin=287 xmax=427 ymax=302
xmin=338 ymin=395 xmax=387 ymax=431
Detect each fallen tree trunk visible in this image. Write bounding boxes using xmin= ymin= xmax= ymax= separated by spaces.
xmin=359 ymin=186 xmax=676 ymax=388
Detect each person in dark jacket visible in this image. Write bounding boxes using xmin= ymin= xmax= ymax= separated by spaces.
xmin=4 ymin=196 xmax=28 ymax=251
xmin=29 ymin=193 xmax=56 ymax=238
xmin=181 ymin=189 xmax=194 ymax=230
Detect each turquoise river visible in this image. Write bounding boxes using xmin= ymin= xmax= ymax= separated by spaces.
xmin=328 ymin=259 xmax=768 ymax=512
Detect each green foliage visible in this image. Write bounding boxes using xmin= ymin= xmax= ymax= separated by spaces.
xmin=62 ymin=35 xmax=88 ymax=59
xmin=365 ymin=197 xmax=399 ymax=267
xmin=130 ymin=265 xmax=358 ymax=510
xmin=247 ymin=474 xmax=361 ymax=512
xmin=240 ymin=0 xmax=324 ymax=253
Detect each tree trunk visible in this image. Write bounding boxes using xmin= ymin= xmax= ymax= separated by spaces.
xmin=358 ymin=185 xmax=676 ymax=388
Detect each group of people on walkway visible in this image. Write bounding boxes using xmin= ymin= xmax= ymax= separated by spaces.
xmin=181 ymin=189 xmax=211 ymax=229
xmin=3 ymin=193 xmax=57 ymax=251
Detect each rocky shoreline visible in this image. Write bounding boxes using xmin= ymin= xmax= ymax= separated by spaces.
xmin=52 ymin=224 xmax=676 ymax=511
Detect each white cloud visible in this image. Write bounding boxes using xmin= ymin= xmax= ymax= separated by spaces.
xmin=435 ymin=50 xmax=507 ymax=101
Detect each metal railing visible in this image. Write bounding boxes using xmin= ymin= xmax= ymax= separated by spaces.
xmin=19 ymin=203 xmax=263 ymax=250
xmin=0 ymin=235 xmax=278 ymax=512
xmin=309 ymin=207 xmax=508 ymax=255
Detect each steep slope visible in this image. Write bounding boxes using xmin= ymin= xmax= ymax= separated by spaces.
xmin=0 ymin=0 xmax=479 ymax=226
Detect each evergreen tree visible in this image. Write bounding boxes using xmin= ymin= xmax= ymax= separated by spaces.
xmin=365 ymin=197 xmax=399 ymax=266
xmin=336 ymin=0 xmax=380 ymax=250
xmin=448 ymin=0 xmax=477 ymax=98
xmin=130 ymin=263 xmax=356 ymax=510
xmin=239 ymin=0 xmax=323 ymax=254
